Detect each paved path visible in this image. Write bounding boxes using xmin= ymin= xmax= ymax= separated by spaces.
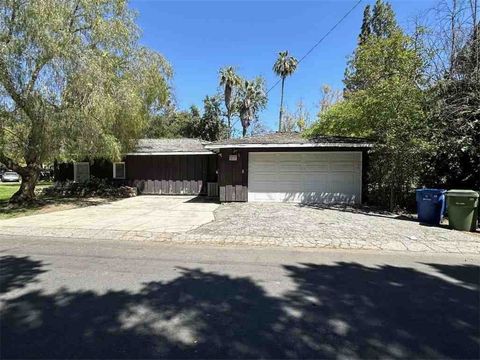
xmin=0 ymin=235 xmax=478 ymax=359
xmin=0 ymin=197 xmax=478 ymax=254
xmin=0 ymin=196 xmax=218 ymax=234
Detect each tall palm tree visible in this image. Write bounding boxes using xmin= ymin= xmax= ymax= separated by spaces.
xmin=238 ymin=78 xmax=268 ymax=137
xmin=219 ymin=66 xmax=242 ymax=138
xmin=273 ymin=51 xmax=298 ymax=132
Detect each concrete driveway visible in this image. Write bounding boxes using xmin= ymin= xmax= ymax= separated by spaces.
xmin=0 ymin=196 xmax=219 ymax=239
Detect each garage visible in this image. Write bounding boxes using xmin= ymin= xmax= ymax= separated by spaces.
xmin=204 ymin=132 xmax=372 ymax=203
xmin=248 ymin=151 xmax=363 ymax=204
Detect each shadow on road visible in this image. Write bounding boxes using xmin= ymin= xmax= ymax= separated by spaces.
xmin=0 ymin=255 xmax=47 ymax=294
xmin=1 ymin=256 xmax=478 ymax=359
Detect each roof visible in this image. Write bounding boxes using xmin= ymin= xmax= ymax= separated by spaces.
xmin=127 ymin=138 xmax=214 ymax=155
xmin=205 ymin=132 xmax=373 ymax=149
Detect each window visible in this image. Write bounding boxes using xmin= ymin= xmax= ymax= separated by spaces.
xmin=113 ymin=162 xmax=126 ymax=179
xmin=73 ymin=162 xmax=90 ymax=183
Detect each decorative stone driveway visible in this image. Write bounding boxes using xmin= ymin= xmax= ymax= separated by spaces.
xmin=0 ymin=197 xmax=479 ymax=254
xmin=184 ymin=203 xmax=480 ymax=254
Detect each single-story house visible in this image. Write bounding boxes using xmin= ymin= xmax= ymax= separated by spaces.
xmin=66 ymin=132 xmax=373 ymax=204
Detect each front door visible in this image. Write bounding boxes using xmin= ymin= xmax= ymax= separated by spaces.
xmin=219 ymin=150 xmax=246 ymax=201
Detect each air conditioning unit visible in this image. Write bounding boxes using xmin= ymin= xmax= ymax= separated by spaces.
xmin=207 ymin=182 xmax=219 ymax=198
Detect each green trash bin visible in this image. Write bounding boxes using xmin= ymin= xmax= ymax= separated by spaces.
xmin=446 ymin=190 xmax=479 ymax=231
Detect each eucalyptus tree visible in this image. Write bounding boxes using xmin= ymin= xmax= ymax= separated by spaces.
xmin=237 ymin=78 xmax=268 ymax=137
xmin=219 ymin=66 xmax=242 ymax=137
xmin=0 ymin=0 xmax=172 ymax=203
xmin=273 ymin=51 xmax=298 ymax=132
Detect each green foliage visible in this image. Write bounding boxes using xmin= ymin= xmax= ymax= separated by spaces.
xmin=219 ymin=66 xmax=242 ymax=136
xmin=370 ymin=0 xmax=398 ymax=38
xmin=273 ymin=50 xmax=298 ymax=131
xmin=199 ymin=95 xmax=228 ymax=141
xmin=423 ymin=25 xmax=480 ymax=189
xmin=272 ymin=51 xmax=298 ymax=78
xmin=237 ymin=77 xmax=268 ymax=137
xmin=144 ymin=98 xmax=227 ymax=142
xmin=145 ymin=106 xmax=200 ymax=139
xmin=308 ymin=27 xmax=430 ymax=210
xmin=0 ymin=0 xmax=172 ymax=202
xmin=359 ymin=5 xmax=372 ymax=45
xmin=345 ymin=0 xmax=400 ymax=93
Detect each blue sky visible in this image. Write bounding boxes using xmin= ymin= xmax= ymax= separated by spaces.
xmin=131 ymin=0 xmax=436 ymax=133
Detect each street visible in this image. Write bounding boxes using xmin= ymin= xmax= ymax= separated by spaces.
xmin=1 ymin=235 xmax=479 ymax=359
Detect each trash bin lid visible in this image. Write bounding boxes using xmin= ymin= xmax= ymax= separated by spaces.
xmin=446 ymin=189 xmax=479 ymax=198
xmin=416 ymin=188 xmax=446 ymax=194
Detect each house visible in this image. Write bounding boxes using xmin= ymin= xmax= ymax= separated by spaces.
xmin=67 ymin=133 xmax=373 ymax=204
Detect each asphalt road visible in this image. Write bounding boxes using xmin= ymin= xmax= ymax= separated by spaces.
xmin=1 ymin=235 xmax=479 ymax=359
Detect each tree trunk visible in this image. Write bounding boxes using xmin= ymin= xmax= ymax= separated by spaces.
xmin=9 ymin=167 xmax=39 ymax=204
xmin=389 ymin=183 xmax=395 ymax=212
xmin=242 ymin=125 xmax=247 ymax=137
xmin=449 ymin=0 xmax=458 ymax=74
xmin=278 ymin=77 xmax=285 ymax=132
xmin=227 ymin=113 xmax=232 ymax=139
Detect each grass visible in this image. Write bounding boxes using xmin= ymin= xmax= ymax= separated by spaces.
xmin=0 ymin=181 xmax=113 ymax=219
xmin=0 ymin=181 xmax=53 ymax=202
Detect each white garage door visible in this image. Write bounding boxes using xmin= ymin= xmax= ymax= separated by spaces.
xmin=248 ymin=152 xmax=362 ymax=204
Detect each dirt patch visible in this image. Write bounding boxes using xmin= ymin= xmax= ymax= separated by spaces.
xmin=0 ymin=197 xmax=116 ymax=219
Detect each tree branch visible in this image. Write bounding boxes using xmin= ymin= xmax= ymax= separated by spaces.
xmin=1 ymin=125 xmax=27 ymax=148
xmin=0 ymin=152 xmax=23 ymax=174
xmin=25 ymin=56 xmax=51 ymax=94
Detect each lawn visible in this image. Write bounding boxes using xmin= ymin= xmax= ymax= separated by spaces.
xmin=0 ymin=183 xmax=19 ymax=202
xmin=0 ymin=182 xmax=53 ymax=202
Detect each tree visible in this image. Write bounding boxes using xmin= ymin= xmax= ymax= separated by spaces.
xmin=219 ymin=66 xmax=242 ymax=138
xmin=0 ymin=0 xmax=172 ymax=203
xmin=280 ymin=100 xmax=311 ymax=133
xmin=359 ymin=5 xmax=372 ymax=44
xmin=371 ymin=0 xmax=398 ymax=38
xmin=344 ymin=0 xmax=399 ymax=93
xmin=424 ymin=23 xmax=480 ymax=189
xmin=318 ymin=85 xmax=342 ymax=114
xmin=198 ymin=95 xmax=227 ymax=141
xmin=273 ymin=51 xmax=298 ymax=132
xmin=237 ymin=78 xmax=268 ymax=137
xmin=308 ymin=31 xmax=430 ymax=210
xmin=144 ymin=97 xmax=227 ymax=142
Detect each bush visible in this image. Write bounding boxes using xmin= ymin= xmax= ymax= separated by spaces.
xmin=42 ymin=177 xmax=137 ymax=198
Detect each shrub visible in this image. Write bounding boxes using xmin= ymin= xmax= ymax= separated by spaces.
xmin=42 ymin=177 xmax=137 ymax=198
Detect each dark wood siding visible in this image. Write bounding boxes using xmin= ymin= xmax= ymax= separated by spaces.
xmin=218 ymin=149 xmax=248 ymax=202
xmin=53 ymin=158 xmax=113 ymax=182
xmin=125 ymin=154 xmax=217 ymax=195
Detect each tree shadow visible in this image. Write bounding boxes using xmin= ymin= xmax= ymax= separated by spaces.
xmin=1 ymin=257 xmax=479 ymax=359
xmin=0 ymin=255 xmax=47 ymax=294
xmin=282 ymin=262 xmax=480 ymax=359
xmin=423 ymin=263 xmax=480 ymax=290
xmin=298 ymin=203 xmax=419 ymax=222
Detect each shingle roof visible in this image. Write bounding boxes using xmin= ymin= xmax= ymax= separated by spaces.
xmin=128 ymin=138 xmax=213 ymax=154
xmin=205 ymin=132 xmax=372 ymax=148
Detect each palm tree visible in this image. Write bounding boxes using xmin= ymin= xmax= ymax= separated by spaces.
xmin=273 ymin=51 xmax=298 ymax=132
xmin=237 ymin=78 xmax=268 ymax=137
xmin=219 ymin=66 xmax=242 ymax=138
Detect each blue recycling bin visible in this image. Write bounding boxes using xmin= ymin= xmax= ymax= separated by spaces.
xmin=416 ymin=189 xmax=447 ymax=225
